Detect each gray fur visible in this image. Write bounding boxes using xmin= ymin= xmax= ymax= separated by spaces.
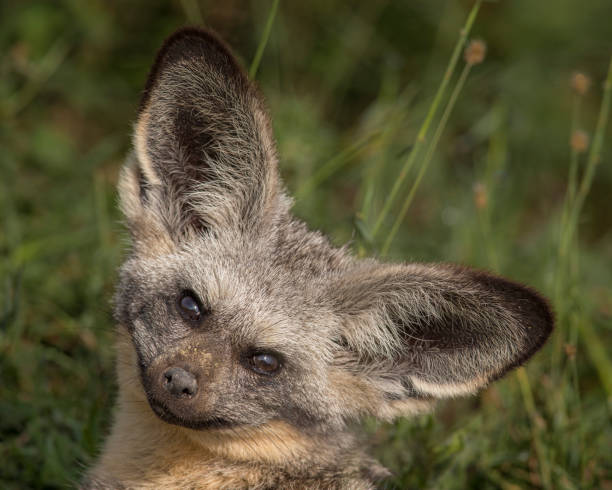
xmin=88 ymin=28 xmax=553 ymax=488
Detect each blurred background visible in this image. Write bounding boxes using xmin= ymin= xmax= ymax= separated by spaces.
xmin=1 ymin=0 xmax=610 ymax=488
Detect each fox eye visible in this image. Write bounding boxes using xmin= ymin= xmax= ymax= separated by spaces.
xmin=178 ymin=292 xmax=202 ymax=321
xmin=249 ymin=353 xmax=280 ymax=376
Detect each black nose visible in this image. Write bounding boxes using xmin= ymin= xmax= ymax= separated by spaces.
xmin=163 ymin=367 xmax=198 ymax=398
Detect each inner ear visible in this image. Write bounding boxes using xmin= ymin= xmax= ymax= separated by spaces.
xmin=392 ymin=278 xmax=551 ymax=397
xmin=125 ymin=27 xmax=281 ymax=239
xmin=330 ymin=263 xmax=553 ymax=402
xmin=139 ymin=33 xmax=245 ymax=192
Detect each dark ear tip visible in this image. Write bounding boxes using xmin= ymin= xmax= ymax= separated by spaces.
xmin=468 ymin=268 xmax=555 ymax=372
xmin=139 ymin=27 xmax=246 ymax=114
xmin=513 ymin=282 xmax=554 ymax=354
xmin=155 ymin=27 xmax=234 ymax=61
xmin=518 ymin=283 xmax=555 ymax=361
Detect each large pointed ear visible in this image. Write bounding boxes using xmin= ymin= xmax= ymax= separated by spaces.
xmin=118 ymin=28 xmax=281 ymax=250
xmin=328 ymin=262 xmax=553 ymax=418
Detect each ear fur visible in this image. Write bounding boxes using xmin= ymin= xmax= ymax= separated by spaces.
xmin=119 ymin=28 xmax=281 ymax=246
xmin=328 ymin=262 xmax=553 ymax=412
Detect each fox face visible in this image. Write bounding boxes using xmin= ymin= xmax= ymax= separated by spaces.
xmin=114 ymin=28 xmax=552 ymax=452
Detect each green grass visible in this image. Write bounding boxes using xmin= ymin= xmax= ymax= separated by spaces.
xmin=1 ymin=1 xmax=611 ymax=488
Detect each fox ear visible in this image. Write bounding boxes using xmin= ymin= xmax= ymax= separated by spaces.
xmin=118 ymin=28 xmax=281 ymax=249
xmin=328 ymin=262 xmax=553 ymax=418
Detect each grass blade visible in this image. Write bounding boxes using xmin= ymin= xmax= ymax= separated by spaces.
xmin=381 ymin=61 xmax=473 ymax=255
xmin=370 ymin=0 xmax=483 ymax=239
xmin=249 ymin=0 xmax=281 ymax=79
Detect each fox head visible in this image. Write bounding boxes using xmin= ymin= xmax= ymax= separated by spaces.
xmin=114 ymin=28 xmax=553 ymax=447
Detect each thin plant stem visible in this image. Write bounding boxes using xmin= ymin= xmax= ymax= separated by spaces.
xmin=478 ymin=142 xmax=502 ymax=272
xmin=370 ymin=0 xmax=483 ymax=239
xmin=381 ymin=62 xmax=472 ymax=256
xmin=249 ymin=0 xmax=280 ymax=79
xmin=552 ymin=94 xmax=583 ymax=369
xmin=552 ymin=57 xmax=612 ymax=370
xmin=560 ymin=56 xmax=612 ymax=262
xmin=473 ymin=103 xmax=507 ymax=273
xmin=516 ymin=367 xmax=553 ymax=490
xmin=179 ymin=0 xmax=204 ymax=25
xmin=478 ymin=196 xmax=497 ymax=269
xmin=575 ymin=57 xmax=612 ymax=208
xmin=568 ymin=96 xmax=583 ymax=203
xmin=580 ymin=318 xmax=612 ymax=399
xmin=566 ymin=310 xmax=585 ymax=485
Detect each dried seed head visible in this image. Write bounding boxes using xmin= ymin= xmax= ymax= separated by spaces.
xmin=10 ymin=42 xmax=29 ymax=73
xmin=570 ymin=130 xmax=589 ymax=153
xmin=473 ymin=182 xmax=487 ymax=209
xmin=570 ymin=72 xmax=591 ymax=95
xmin=464 ymin=39 xmax=487 ymax=66
xmin=564 ymin=343 xmax=577 ymax=360
xmin=534 ymin=414 xmax=547 ymax=430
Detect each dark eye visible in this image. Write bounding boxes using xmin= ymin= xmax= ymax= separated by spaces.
xmin=178 ymin=292 xmax=203 ymax=322
xmin=249 ymin=353 xmax=281 ymax=376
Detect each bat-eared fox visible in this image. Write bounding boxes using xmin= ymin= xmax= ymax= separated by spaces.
xmin=83 ymin=27 xmax=553 ymax=489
